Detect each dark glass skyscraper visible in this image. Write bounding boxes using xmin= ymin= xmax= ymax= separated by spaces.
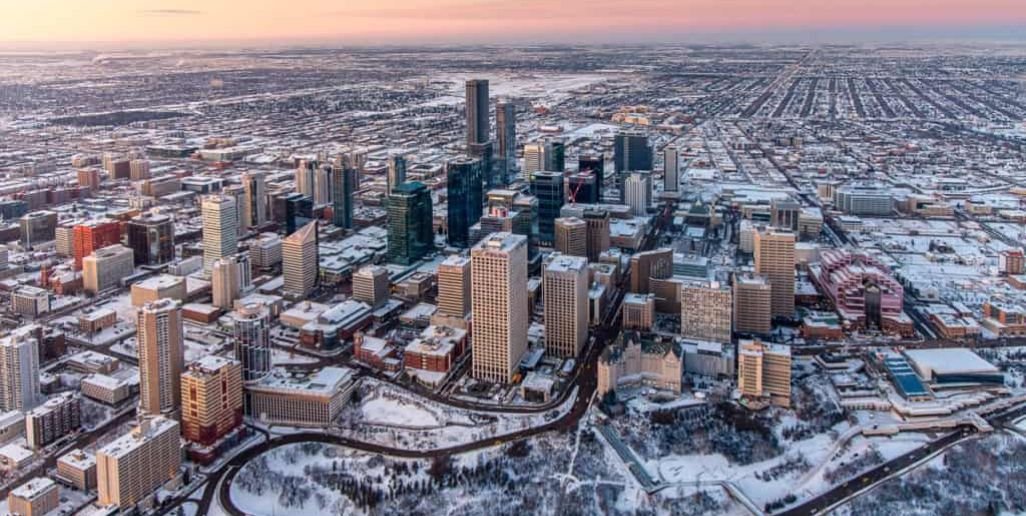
xmin=446 ymin=157 xmax=484 ymax=248
xmin=531 ymin=171 xmax=564 ymax=246
xmin=544 ymin=140 xmax=565 ymax=172
xmin=387 ymin=182 xmax=434 ymax=266
xmin=126 ymin=213 xmax=174 ymax=265
xmin=614 ymin=132 xmax=652 ymax=172
xmin=465 ymin=79 xmax=490 ymax=147
xmin=330 ymin=163 xmax=357 ymax=230
xmin=387 ymin=155 xmax=407 ymax=194
xmin=578 ymin=154 xmax=605 ymax=201
xmin=279 ymin=193 xmax=313 ymax=235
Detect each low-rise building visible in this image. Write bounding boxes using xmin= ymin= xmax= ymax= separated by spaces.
xmin=597 ymin=333 xmax=682 ymax=395
xmin=247 ymin=367 xmax=358 ymax=427
xmin=7 ymin=476 xmax=59 ymax=516
xmin=57 ymin=448 xmax=96 ymax=491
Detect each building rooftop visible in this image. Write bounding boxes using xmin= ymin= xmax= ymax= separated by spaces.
xmin=97 ymin=416 xmax=178 ymax=460
xmin=9 ymin=476 xmax=55 ymax=500
xmin=251 ymin=366 xmax=356 ymax=396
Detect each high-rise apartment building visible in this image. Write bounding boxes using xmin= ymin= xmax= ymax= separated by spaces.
xmin=471 ymin=233 xmax=528 ymax=383
xmin=137 ymin=299 xmax=184 ymax=417
xmin=96 ymin=417 xmax=181 ymax=508
xmin=495 ymin=102 xmax=516 ymax=180
xmin=241 ymin=171 xmax=267 ymax=230
xmin=437 ymin=255 xmax=471 ymax=318
xmin=0 ymin=334 xmax=41 ymax=412
xmin=83 ymin=244 xmax=134 ymax=294
xmin=680 ymin=282 xmax=733 ymax=343
xmin=230 ymin=304 xmax=272 ymax=388
xmin=554 ymin=217 xmax=587 ymax=258
xmin=737 ymin=340 xmax=792 ymax=407
xmin=754 ymin=229 xmax=796 ymax=319
xmin=282 ymin=221 xmax=318 ymax=298
xmin=543 ymin=255 xmax=589 ymax=358
xmin=181 ymin=356 xmax=243 ymax=446
xmin=387 ymin=181 xmax=433 ymax=266
xmin=201 ymin=195 xmax=238 ymax=271
xmin=733 ymin=273 xmax=773 ymax=335
xmin=465 ymin=79 xmax=489 ymax=147
xmin=353 ymin=265 xmax=390 ymax=308
xmin=126 ymin=213 xmax=174 ymax=265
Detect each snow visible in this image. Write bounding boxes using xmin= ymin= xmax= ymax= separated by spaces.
xmin=359 ymin=397 xmax=441 ymax=428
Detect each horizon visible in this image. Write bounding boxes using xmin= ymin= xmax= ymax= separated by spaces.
xmin=2 ymin=0 xmax=1026 ymax=51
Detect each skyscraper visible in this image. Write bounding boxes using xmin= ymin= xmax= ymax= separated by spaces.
xmin=614 ymin=132 xmax=653 ymax=173
xmin=82 ymin=244 xmax=134 ymax=294
xmin=277 ymin=193 xmax=313 ymax=235
xmin=241 ymin=171 xmax=267 ymax=230
xmin=754 ymin=229 xmax=796 ymax=319
xmin=531 ymin=171 xmax=564 ymax=246
xmin=19 ymin=211 xmax=58 ymax=251
xmin=201 ymin=195 xmax=238 ymax=271
xmin=554 ymin=217 xmax=587 ymax=258
xmin=624 ymin=171 xmax=652 ymax=216
xmin=578 ymin=155 xmax=605 ymax=201
xmin=465 ymin=79 xmax=489 ymax=147
xmin=0 ymin=334 xmax=40 ymax=412
xmin=522 ymin=143 xmax=544 ymax=180
xmin=437 ymin=255 xmax=471 ymax=318
xmin=181 ymin=356 xmax=243 ymax=447
xmin=282 ymin=221 xmax=318 ymax=298
xmin=330 ymin=160 xmax=357 ymax=230
xmin=353 ymin=265 xmax=390 ymax=307
xmin=386 ymin=155 xmax=407 ymax=194
xmin=211 ymin=255 xmax=251 ymax=310
xmin=471 ymin=233 xmax=528 ymax=383
xmin=137 ymin=299 xmax=184 ymax=417
xmin=566 ymin=172 xmax=599 ymax=205
xmin=663 ymin=144 xmax=679 ymax=192
xmin=543 ymin=255 xmax=589 ymax=358
xmin=387 ymin=181 xmax=433 ymax=266
xmin=231 ymin=303 xmax=272 ymax=383
xmin=295 ymin=159 xmax=316 ymax=198
xmin=72 ymin=219 xmax=121 ymax=270
xmin=313 ymin=164 xmax=332 ymax=206
xmin=126 ymin=213 xmax=174 ymax=265
xmin=544 ymin=140 xmax=566 ymax=172
xmin=446 ymin=157 xmax=484 ymax=248
xmin=737 ymin=340 xmax=792 ymax=407
xmin=733 ymin=273 xmax=773 ymax=335
xmin=495 ymin=101 xmax=516 ymax=181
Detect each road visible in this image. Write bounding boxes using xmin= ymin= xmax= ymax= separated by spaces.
xmin=167 ymin=203 xmax=677 ymax=515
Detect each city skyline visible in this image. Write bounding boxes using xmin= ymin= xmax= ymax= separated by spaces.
xmin=2 ymin=0 xmax=1025 ymax=48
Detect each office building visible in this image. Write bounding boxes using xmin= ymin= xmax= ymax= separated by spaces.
xmin=630 ymin=248 xmax=673 ymax=294
xmin=312 ymin=164 xmax=332 ymax=206
xmin=446 ymin=157 xmax=484 ymax=248
xmin=130 ymin=274 xmax=186 ymax=307
xmin=137 ymin=299 xmax=184 ymax=417
xmin=522 ymin=143 xmax=544 ymax=179
xmin=181 ymin=356 xmax=243 ymax=446
xmin=247 ymin=367 xmax=357 ymax=427
xmin=624 ymin=171 xmax=652 ymax=216
xmin=809 ymin=249 xmax=906 ymax=332
xmin=471 ymin=233 xmax=528 ymax=383
xmin=531 ymin=171 xmax=564 ymax=245
xmin=554 ymin=217 xmax=587 ymax=258
xmin=249 ymin=233 xmax=283 ymax=270
xmin=277 ymin=192 xmax=313 ymax=235
xmin=328 ymin=161 xmax=356 ymax=230
xmin=754 ymin=229 xmax=796 ymax=319
xmin=0 ymin=334 xmax=40 ymax=412
xmin=437 ymin=255 xmax=471 ymax=318
xmin=295 ymin=159 xmax=316 ymax=198
xmin=126 ymin=213 xmax=174 ymax=265
xmin=10 ymin=286 xmax=49 ymax=319
xmin=578 ymin=155 xmax=605 ymax=201
xmin=622 ymin=293 xmax=655 ymax=331
xmin=72 ymin=219 xmax=121 ymax=270
xmin=387 ymin=181 xmax=433 ymax=266
xmin=19 ymin=211 xmax=57 ymax=250
xmin=353 ymin=265 xmax=389 ymax=307
xmin=543 ymin=255 xmax=589 ymax=358
xmin=386 ymin=155 xmax=407 ymax=194
xmin=566 ymin=171 xmax=599 ymax=205
xmin=231 ymin=303 xmax=272 ymax=383
xmin=241 ymin=171 xmax=267 ymax=230
xmin=733 ymin=273 xmax=773 ymax=335
xmin=465 ymin=79 xmax=489 ymax=147
xmin=7 ymin=477 xmax=59 ymax=516
xmin=26 ymin=392 xmax=81 ymax=449
xmin=282 ymin=221 xmax=319 ymax=298
xmin=211 ymin=255 xmax=252 ymax=310
xmin=770 ymin=198 xmax=801 ymax=231
xmin=614 ymin=132 xmax=652 ymax=173
xmin=495 ymin=101 xmax=516 ymax=180
xmin=83 ymin=244 xmax=134 ymax=294
xmin=738 ymin=340 xmax=792 ymax=407
xmin=663 ymin=144 xmax=679 ymax=192
xmin=544 ymin=140 xmax=566 ymax=172
xmin=96 ymin=417 xmax=181 ymax=509
xmin=833 ymin=185 xmax=894 ymax=216
xmin=582 ymin=208 xmax=611 ymax=262
xmin=201 ymin=195 xmax=238 ymax=271
xmin=680 ymin=282 xmax=733 ymax=343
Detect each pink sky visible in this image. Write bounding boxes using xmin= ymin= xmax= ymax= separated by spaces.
xmin=2 ymin=0 xmax=1024 ymax=47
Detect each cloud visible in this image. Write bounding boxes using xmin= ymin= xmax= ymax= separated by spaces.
xmin=139 ymin=9 xmax=204 ymax=16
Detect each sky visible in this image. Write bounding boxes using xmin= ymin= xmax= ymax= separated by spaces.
xmin=2 ymin=0 xmax=1025 ymax=49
